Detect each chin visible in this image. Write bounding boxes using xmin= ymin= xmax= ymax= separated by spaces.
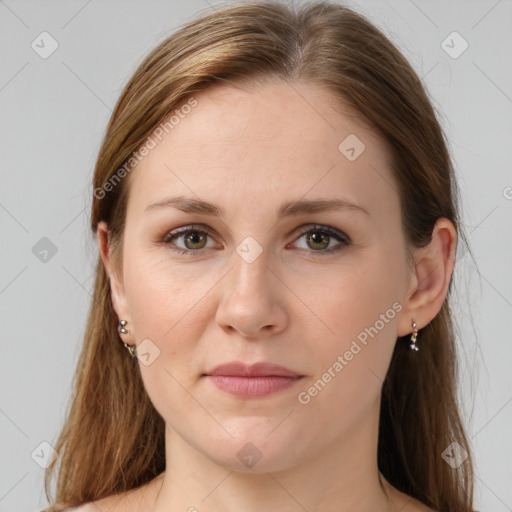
xmin=203 ymin=430 xmax=302 ymax=474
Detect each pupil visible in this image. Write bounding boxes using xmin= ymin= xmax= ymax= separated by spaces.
xmin=187 ymin=232 xmax=205 ymax=249
xmin=309 ymin=232 xmax=328 ymax=250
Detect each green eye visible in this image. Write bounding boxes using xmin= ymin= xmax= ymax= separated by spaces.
xmin=162 ymin=226 xmax=215 ymax=255
xmin=292 ymin=225 xmax=351 ymax=255
xmin=161 ymin=224 xmax=351 ymax=257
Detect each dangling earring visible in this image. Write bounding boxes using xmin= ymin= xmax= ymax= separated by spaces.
xmin=118 ymin=320 xmax=136 ymax=358
xmin=410 ymin=319 xmax=419 ymax=351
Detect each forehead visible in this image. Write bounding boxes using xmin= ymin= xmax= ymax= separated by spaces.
xmin=126 ymin=79 xmax=398 ymax=221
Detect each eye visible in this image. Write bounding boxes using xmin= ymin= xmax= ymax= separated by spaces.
xmin=161 ymin=225 xmax=218 ymax=255
xmin=291 ymin=224 xmax=351 ymax=256
xmin=159 ymin=224 xmax=351 ymax=256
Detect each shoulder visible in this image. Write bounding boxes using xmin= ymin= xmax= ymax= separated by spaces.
xmin=64 ymin=495 xmax=126 ymax=512
xmin=39 ymin=506 xmax=95 ymax=512
xmin=40 ymin=494 xmax=126 ymax=512
xmin=66 ymin=484 xmax=150 ymax=512
xmin=398 ymin=501 xmax=437 ymax=512
xmin=59 ymin=505 xmax=113 ymax=512
xmin=48 ymin=473 xmax=165 ymax=512
xmin=39 ymin=506 xmax=97 ymax=512
xmin=388 ymin=491 xmax=437 ymax=512
xmin=381 ymin=476 xmax=437 ymax=512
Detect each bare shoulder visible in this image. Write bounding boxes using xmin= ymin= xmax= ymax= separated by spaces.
xmin=389 ymin=488 xmax=437 ymax=512
xmin=72 ymin=474 xmax=164 ymax=512
xmin=62 ymin=473 xmax=164 ymax=512
xmin=65 ymin=506 xmax=96 ymax=512
xmin=68 ymin=493 xmax=131 ymax=512
xmin=382 ymin=477 xmax=436 ymax=512
xmin=396 ymin=498 xmax=437 ymax=512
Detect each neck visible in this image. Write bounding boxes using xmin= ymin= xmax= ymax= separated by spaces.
xmin=151 ymin=395 xmax=393 ymax=512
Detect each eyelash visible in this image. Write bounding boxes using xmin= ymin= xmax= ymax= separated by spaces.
xmin=160 ymin=224 xmax=351 ymax=257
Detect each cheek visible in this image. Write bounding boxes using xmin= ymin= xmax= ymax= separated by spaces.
xmin=301 ymin=250 xmax=404 ymax=393
xmin=124 ymin=257 xmax=211 ymax=422
xmin=303 ymin=252 xmax=402 ymax=339
xmin=294 ymin=288 xmax=399 ymax=439
xmin=124 ymin=249 xmax=215 ymax=341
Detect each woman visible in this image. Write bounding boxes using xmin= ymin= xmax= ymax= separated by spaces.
xmin=42 ymin=1 xmax=475 ymax=511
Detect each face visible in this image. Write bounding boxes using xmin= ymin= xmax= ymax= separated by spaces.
xmin=104 ymin=79 xmax=415 ymax=472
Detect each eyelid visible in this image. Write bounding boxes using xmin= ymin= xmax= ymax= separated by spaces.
xmin=294 ymin=224 xmax=351 ymax=244
xmin=160 ymin=223 xmax=351 ymax=255
xmin=161 ymin=223 xmax=216 ymax=244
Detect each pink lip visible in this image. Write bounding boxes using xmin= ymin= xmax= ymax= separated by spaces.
xmin=203 ymin=362 xmax=304 ymax=398
xmin=205 ymin=361 xmax=302 ymax=378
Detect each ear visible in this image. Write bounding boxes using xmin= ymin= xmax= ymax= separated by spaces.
xmin=397 ymin=217 xmax=457 ymax=337
xmin=97 ymin=221 xmax=131 ymax=331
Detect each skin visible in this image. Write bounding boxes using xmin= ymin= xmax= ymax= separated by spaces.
xmin=91 ymin=79 xmax=455 ymax=512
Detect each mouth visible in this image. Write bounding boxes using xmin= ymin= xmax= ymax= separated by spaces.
xmin=204 ymin=375 xmax=304 ymax=398
xmin=202 ymin=361 xmax=305 ymax=398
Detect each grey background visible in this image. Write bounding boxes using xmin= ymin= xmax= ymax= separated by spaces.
xmin=1 ymin=0 xmax=511 ymax=510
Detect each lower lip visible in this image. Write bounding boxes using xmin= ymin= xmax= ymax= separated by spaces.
xmin=205 ymin=375 xmax=303 ymax=397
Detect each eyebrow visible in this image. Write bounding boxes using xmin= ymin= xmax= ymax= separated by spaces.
xmin=144 ymin=195 xmax=370 ymax=217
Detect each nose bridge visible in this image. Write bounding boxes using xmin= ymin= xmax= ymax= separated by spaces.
xmin=229 ymin=233 xmax=271 ymax=296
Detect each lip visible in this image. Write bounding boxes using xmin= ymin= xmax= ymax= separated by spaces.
xmin=204 ymin=361 xmax=303 ymax=378
xmin=203 ymin=361 xmax=304 ymax=398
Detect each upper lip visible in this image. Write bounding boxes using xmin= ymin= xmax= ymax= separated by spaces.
xmin=204 ymin=361 xmax=303 ymax=378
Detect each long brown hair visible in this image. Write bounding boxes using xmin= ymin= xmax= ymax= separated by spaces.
xmin=43 ymin=1 xmax=475 ymax=510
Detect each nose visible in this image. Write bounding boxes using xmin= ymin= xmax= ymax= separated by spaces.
xmin=214 ymin=246 xmax=289 ymax=339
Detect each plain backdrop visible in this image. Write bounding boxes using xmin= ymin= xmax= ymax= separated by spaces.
xmin=1 ymin=0 xmax=511 ymax=510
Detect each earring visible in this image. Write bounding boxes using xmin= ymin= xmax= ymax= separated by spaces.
xmin=118 ymin=320 xmax=136 ymax=358
xmin=118 ymin=319 xmax=129 ymax=334
xmin=410 ymin=319 xmax=419 ymax=351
